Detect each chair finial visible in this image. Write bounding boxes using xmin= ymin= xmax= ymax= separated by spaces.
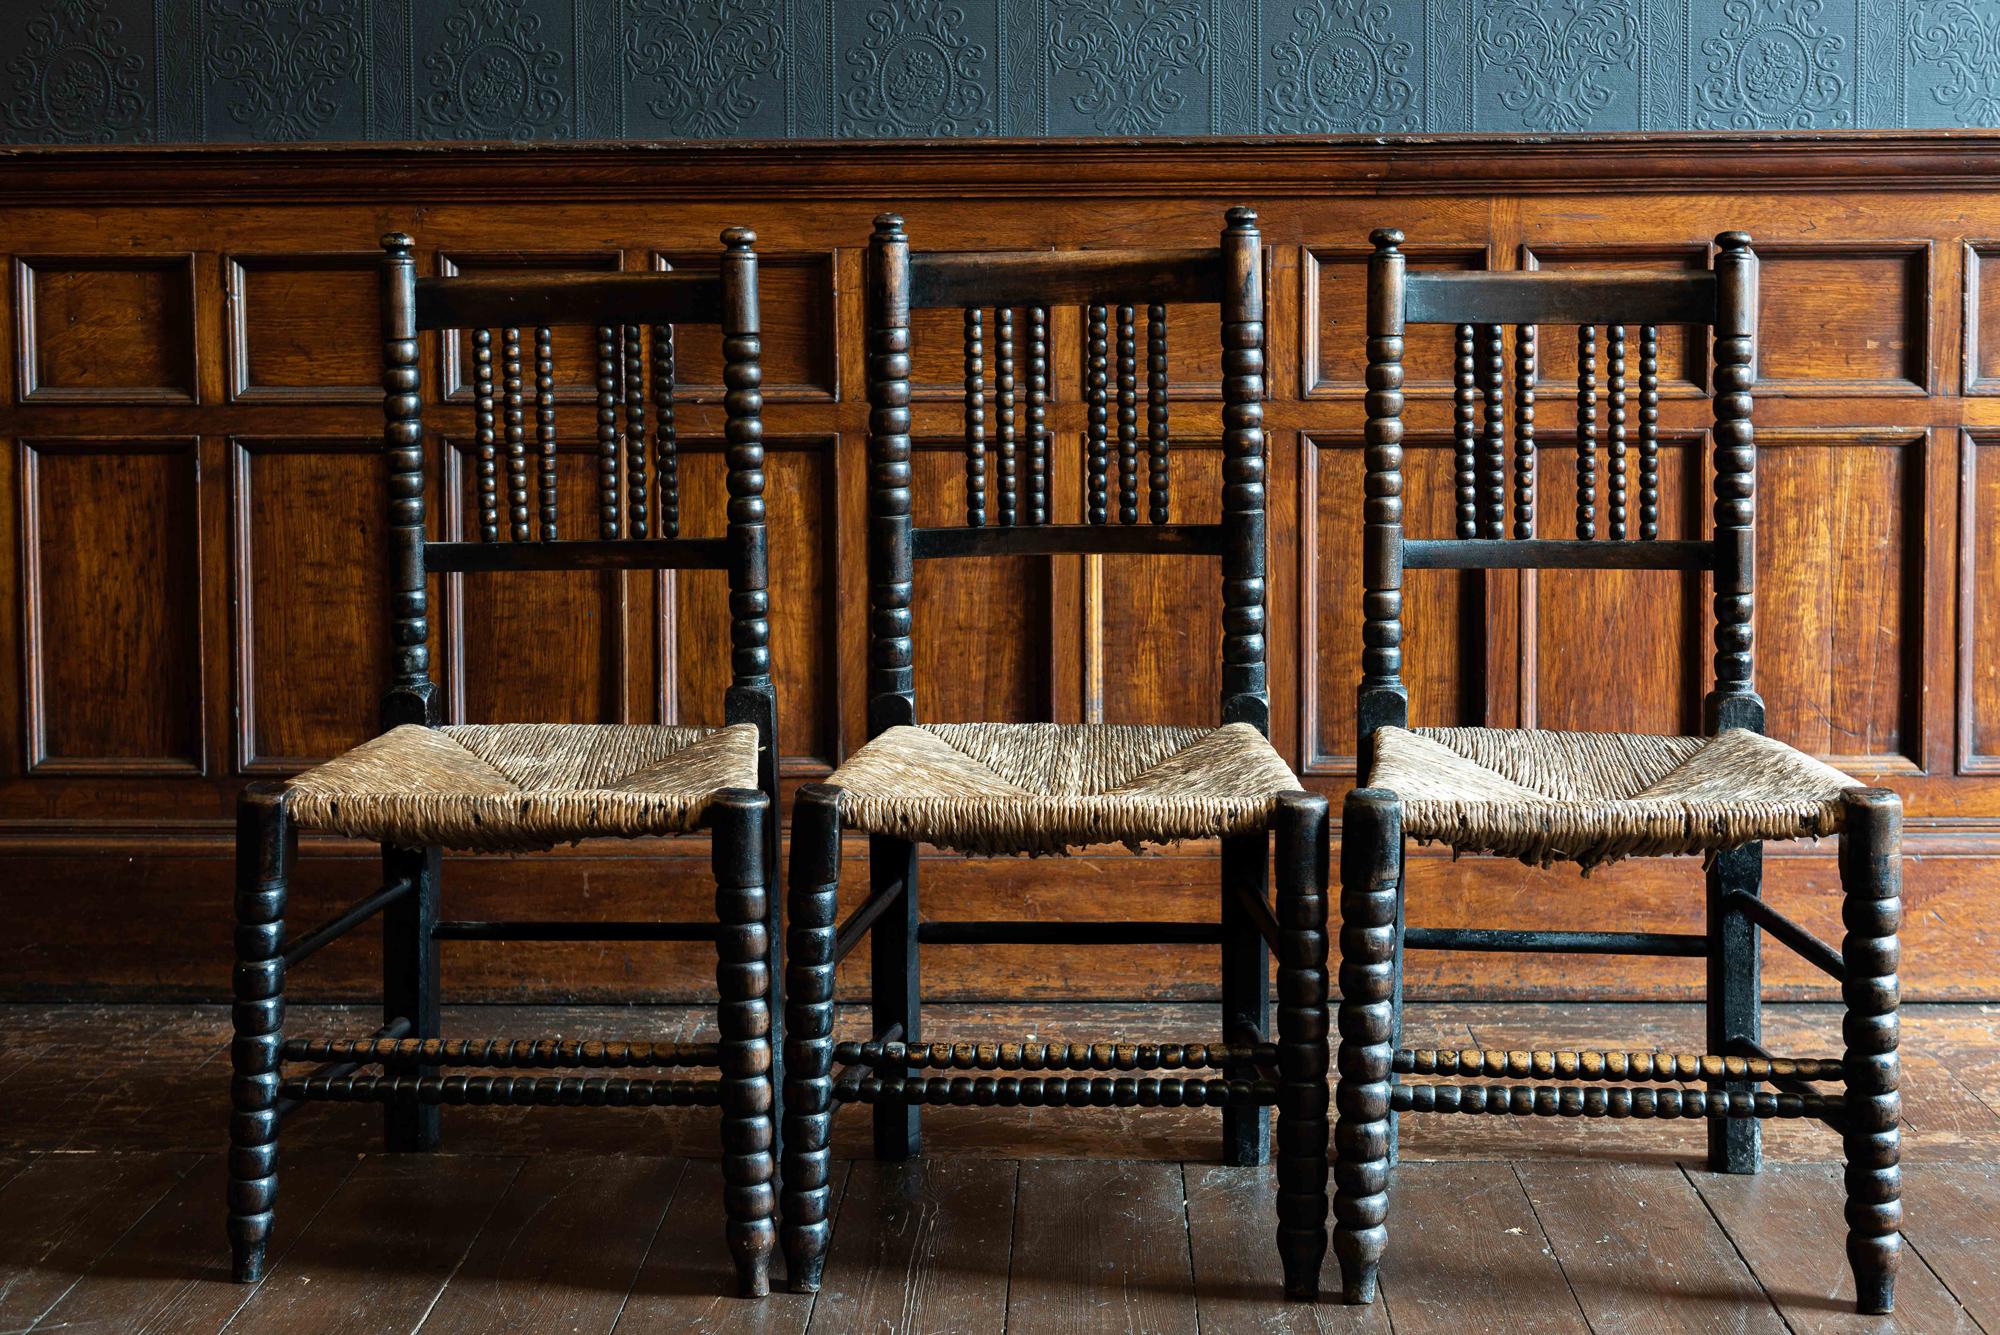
xmin=1370 ymin=228 xmax=1404 ymax=251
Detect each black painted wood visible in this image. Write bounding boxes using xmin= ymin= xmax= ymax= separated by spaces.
xmin=225 ymin=228 xmax=782 ymax=1301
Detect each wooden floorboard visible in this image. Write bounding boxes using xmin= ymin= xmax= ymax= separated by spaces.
xmin=220 ymin=1154 xmax=522 ymax=1334
xmin=0 ymin=1002 xmax=1993 ymax=1332
xmin=804 ymin=1158 xmax=1014 ymax=1334
xmin=1006 ymin=1160 xmax=1198 ymax=1335
xmin=0 ymin=1150 xmax=197 ymax=1333
xmin=1376 ymin=1160 xmax=1590 ymax=1333
xmin=1692 ymin=1161 xmax=1983 ymax=1334
xmin=1518 ymin=1160 xmax=1785 ymax=1333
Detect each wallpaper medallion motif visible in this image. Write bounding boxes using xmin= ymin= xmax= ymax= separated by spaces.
xmin=1265 ymin=0 xmax=1417 ymax=133
xmin=3 ymin=0 xmax=150 ymax=143
xmin=1694 ymin=0 xmax=1852 ymax=129
xmin=842 ymin=0 xmax=993 ymax=136
xmin=419 ymin=0 xmax=568 ymax=141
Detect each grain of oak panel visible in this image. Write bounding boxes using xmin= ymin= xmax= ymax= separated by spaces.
xmin=12 ymin=253 xmax=197 ymax=403
xmin=223 ymin=252 xmax=380 ymax=403
xmin=1303 ymin=244 xmax=1488 ymax=397
xmin=1753 ymin=243 xmax=1931 ymax=394
xmin=1960 ymin=431 xmax=2000 ymax=772
xmin=1966 ymin=241 xmax=2000 ymax=394
xmin=652 ymin=249 xmax=837 ymax=401
xmin=1094 ymin=442 xmax=1223 ymax=726
xmin=1301 ymin=435 xmax=1484 ymax=774
xmin=20 ymin=438 xmax=205 ymax=775
xmin=229 ymin=437 xmax=391 ymax=771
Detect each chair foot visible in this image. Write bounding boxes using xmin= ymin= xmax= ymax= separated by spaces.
xmin=734 ymin=1255 xmax=773 ymax=1300
xmin=1332 ymin=790 xmax=1399 ymax=1313
xmin=1853 ymin=1261 xmax=1896 ymax=1316
xmin=228 ymin=783 xmax=290 ymax=1287
xmin=781 ymin=785 xmax=842 ymax=1304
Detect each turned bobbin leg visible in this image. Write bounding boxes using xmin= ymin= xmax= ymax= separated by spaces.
xmin=1333 ymin=788 xmax=1401 ymax=1306
xmin=1222 ymin=827 xmax=1272 ymax=1166
xmin=713 ymin=788 xmax=776 ymax=1298
xmin=1840 ymin=787 xmax=1902 ymax=1316
xmin=1274 ymin=791 xmax=1330 ymax=1302
xmin=782 ymin=784 xmax=842 ymax=1294
xmin=228 ymin=782 xmax=292 ymax=1283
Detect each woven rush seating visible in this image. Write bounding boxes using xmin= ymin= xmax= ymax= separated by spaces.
xmin=287 ymin=722 xmax=760 ymax=852
xmin=827 ymin=722 xmax=1300 ymax=856
xmin=1370 ymin=726 xmax=1860 ymax=870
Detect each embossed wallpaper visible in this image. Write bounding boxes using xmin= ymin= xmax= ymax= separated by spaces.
xmin=1 ymin=0 xmax=1995 ymax=145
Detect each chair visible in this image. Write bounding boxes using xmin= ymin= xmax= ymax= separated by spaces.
xmin=228 ymin=229 xmax=784 ymax=1297
xmin=1334 ymin=230 xmax=1902 ymax=1314
xmin=780 ymin=208 xmax=1332 ymax=1301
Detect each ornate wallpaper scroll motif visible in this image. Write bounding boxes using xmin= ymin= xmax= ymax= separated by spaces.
xmin=1048 ymin=0 xmax=1210 ymax=135
xmin=1908 ymin=0 xmax=2000 ymax=126
xmin=1476 ymin=0 xmax=1642 ymax=134
xmin=626 ymin=0 xmax=783 ymax=138
xmin=206 ymin=0 xmax=365 ymax=141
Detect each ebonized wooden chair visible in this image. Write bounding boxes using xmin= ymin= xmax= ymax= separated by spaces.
xmin=780 ymin=208 xmax=1332 ymax=1301
xmin=228 ymin=229 xmax=783 ymax=1297
xmin=1336 ymin=230 xmax=1902 ymax=1314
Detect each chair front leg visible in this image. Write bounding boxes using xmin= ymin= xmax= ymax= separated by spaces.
xmin=381 ymin=843 xmax=440 ymax=1152
xmin=1333 ymin=788 xmax=1401 ymax=1306
xmin=1222 ymin=828 xmax=1272 ymax=1167
xmin=1274 ymin=792 xmax=1330 ymax=1302
xmin=1840 ymin=787 xmax=1903 ymax=1316
xmin=229 ymin=783 xmax=292 ymax=1283
xmin=782 ymin=783 xmax=843 ymax=1294
xmin=714 ymin=788 xmax=777 ymax=1298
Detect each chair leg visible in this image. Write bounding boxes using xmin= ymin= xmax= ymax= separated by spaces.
xmin=1274 ymin=793 xmax=1330 ymax=1302
xmin=713 ymin=789 xmax=777 ymax=1299
xmin=1333 ymin=788 xmax=1400 ymax=1307
xmin=1707 ymin=841 xmax=1763 ymax=1174
xmin=1386 ymin=848 xmax=1407 ymax=1170
xmin=228 ymin=783 xmax=292 ymax=1283
xmin=870 ymin=833 xmax=920 ymax=1162
xmin=1222 ymin=828 xmax=1272 ymax=1167
xmin=1840 ymin=788 xmax=1903 ymax=1316
xmin=381 ymin=843 xmax=440 ymax=1153
xmin=782 ymin=784 xmax=842 ymax=1294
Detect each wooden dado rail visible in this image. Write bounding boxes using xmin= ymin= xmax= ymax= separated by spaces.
xmin=4 ymin=133 xmax=1998 ymax=1003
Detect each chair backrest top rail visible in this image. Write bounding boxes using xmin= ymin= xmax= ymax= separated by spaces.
xmin=1401 ymin=538 xmax=1717 ymax=571
xmin=910 ymin=522 xmax=1227 ymax=561
xmin=907 ymin=248 xmax=1226 ymax=310
xmin=1400 ymin=270 xmax=1718 ymax=327
xmin=424 ymin=536 xmax=733 ymax=574
xmin=414 ymin=272 xmax=726 ymax=333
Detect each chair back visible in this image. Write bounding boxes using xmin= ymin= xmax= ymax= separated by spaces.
xmin=1359 ymin=229 xmax=1759 ymax=763
xmin=377 ymin=229 xmax=774 ymax=788
xmin=864 ymin=206 xmax=1268 ymax=738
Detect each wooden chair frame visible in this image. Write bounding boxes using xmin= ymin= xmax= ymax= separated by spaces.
xmin=779 ymin=208 xmax=1331 ymax=1302
xmin=1334 ymin=229 xmax=1903 ymax=1314
xmin=227 ymin=230 xmax=784 ymax=1297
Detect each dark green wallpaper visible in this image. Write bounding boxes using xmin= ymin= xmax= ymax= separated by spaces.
xmin=3 ymin=0 xmax=1995 ymax=145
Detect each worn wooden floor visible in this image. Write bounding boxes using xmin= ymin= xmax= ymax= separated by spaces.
xmin=2 ymin=1001 xmax=1997 ymax=1333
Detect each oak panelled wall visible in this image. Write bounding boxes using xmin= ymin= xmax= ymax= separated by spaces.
xmin=3 ymin=134 xmax=1997 ymax=1003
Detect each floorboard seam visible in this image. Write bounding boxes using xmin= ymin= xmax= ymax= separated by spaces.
xmin=1677 ymin=1161 xmax=1801 ymax=1335
xmin=1507 ymin=1161 xmax=1597 ymax=1333
xmin=605 ymin=1155 xmax=688 ymax=1334
xmin=410 ymin=1154 xmax=530 ymax=1334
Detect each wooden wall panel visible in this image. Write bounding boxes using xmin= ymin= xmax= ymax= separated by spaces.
xmin=20 ymin=438 xmax=203 ymax=774
xmin=224 ymin=254 xmax=379 ymax=402
xmin=231 ymin=437 xmax=387 ymax=769
xmin=3 ymin=134 xmax=2000 ymax=1002
xmin=1756 ymin=432 xmax=1926 ymax=771
xmin=14 ymin=256 xmax=197 ymax=403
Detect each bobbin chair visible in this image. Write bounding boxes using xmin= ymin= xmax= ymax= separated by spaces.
xmin=780 ymin=207 xmax=1331 ymax=1302
xmin=1336 ymin=230 xmax=1902 ymax=1314
xmin=228 ymin=229 xmax=782 ymax=1297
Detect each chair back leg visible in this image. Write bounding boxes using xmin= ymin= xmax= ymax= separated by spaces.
xmin=1221 ymin=828 xmax=1272 ymax=1165
xmin=380 ymin=844 xmax=441 ymax=1152
xmin=870 ymin=833 xmax=921 ymax=1161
